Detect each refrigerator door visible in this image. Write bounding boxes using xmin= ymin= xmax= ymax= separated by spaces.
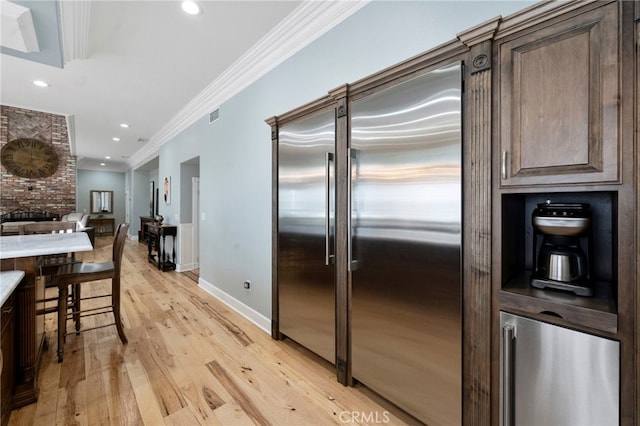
xmin=278 ymin=109 xmax=336 ymax=364
xmin=350 ymin=63 xmax=462 ymax=425
xmin=500 ymin=312 xmax=619 ymax=426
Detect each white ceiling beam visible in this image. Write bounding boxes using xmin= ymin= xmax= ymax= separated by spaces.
xmin=0 ymin=0 xmax=40 ymax=52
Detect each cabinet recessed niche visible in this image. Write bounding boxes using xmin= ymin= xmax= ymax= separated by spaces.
xmin=499 ymin=191 xmax=617 ymax=334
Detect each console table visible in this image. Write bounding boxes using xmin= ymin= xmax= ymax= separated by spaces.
xmin=146 ymin=224 xmax=177 ymax=271
xmin=138 ymin=216 xmax=155 ymax=243
xmin=87 ymin=217 xmax=115 ymax=237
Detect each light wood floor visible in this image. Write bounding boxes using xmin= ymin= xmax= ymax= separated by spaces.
xmin=8 ymin=237 xmax=418 ymax=426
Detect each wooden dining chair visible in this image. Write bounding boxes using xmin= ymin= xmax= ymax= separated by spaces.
xmin=22 ymin=221 xmax=80 ymax=290
xmin=20 ymin=221 xmax=77 ymax=235
xmin=52 ymin=223 xmax=129 ymax=362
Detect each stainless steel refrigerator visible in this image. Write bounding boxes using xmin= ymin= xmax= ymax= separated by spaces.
xmin=277 ymin=109 xmax=336 ymax=364
xmin=500 ymin=312 xmax=619 ymax=426
xmin=350 ymin=63 xmax=462 ymax=425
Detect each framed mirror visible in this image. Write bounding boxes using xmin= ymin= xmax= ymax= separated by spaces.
xmin=90 ymin=190 xmax=114 ymax=214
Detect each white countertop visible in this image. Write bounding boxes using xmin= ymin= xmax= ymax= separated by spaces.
xmin=0 ymin=232 xmax=93 ymax=259
xmin=0 ymin=270 xmax=25 ymax=306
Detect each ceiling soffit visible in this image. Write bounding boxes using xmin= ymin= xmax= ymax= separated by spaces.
xmin=0 ymin=0 xmax=63 ymax=67
xmin=0 ymin=0 xmax=40 ymax=52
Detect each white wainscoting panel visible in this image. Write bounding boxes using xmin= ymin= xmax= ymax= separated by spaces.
xmin=177 ymin=223 xmax=196 ymax=272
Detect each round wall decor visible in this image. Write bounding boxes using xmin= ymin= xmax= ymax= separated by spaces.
xmin=1 ymin=138 xmax=59 ymax=178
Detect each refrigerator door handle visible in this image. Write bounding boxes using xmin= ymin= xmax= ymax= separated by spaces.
xmin=347 ymin=148 xmax=359 ymax=271
xmin=325 ymin=152 xmax=334 ymax=265
xmin=502 ymin=324 xmax=515 ymax=426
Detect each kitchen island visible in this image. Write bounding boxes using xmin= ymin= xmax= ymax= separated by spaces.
xmin=1 ymin=271 xmax=25 ymax=426
xmin=0 ymin=233 xmax=92 ymax=409
xmin=0 ymin=271 xmax=24 ymax=306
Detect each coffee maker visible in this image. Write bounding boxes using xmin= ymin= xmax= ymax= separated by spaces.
xmin=530 ymin=201 xmax=593 ymax=296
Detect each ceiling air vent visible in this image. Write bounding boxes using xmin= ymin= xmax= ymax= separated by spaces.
xmin=209 ymin=108 xmax=220 ymax=124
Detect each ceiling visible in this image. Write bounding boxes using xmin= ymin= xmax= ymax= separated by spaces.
xmin=0 ymin=0 xmax=366 ymax=172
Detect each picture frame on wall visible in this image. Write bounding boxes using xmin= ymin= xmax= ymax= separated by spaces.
xmin=149 ymin=181 xmax=155 ymax=216
xmin=163 ymin=176 xmax=171 ymax=204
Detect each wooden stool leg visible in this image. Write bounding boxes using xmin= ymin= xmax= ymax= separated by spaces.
xmin=57 ymin=284 xmax=69 ymax=363
xmin=113 ymin=278 xmax=127 ymax=344
xmin=73 ymin=283 xmax=81 ymax=333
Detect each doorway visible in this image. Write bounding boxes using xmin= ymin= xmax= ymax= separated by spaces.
xmin=179 ymin=156 xmax=200 ymax=276
xmin=192 ymin=176 xmax=200 ymax=270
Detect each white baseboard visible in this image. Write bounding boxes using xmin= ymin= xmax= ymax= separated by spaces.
xmin=176 ymin=262 xmax=197 ymax=273
xmin=198 ymin=277 xmax=270 ymax=335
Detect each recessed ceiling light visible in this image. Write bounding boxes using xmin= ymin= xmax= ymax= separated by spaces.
xmin=33 ymin=80 xmax=50 ymax=87
xmin=100 ymin=162 xmax=106 ymax=166
xmin=181 ymin=1 xmax=202 ymax=15
xmin=120 ymin=123 xmax=129 ymax=128
xmin=105 ymin=156 xmax=111 ymax=159
xmin=112 ymin=137 xmax=120 ymax=141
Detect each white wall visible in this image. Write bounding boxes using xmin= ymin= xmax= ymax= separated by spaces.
xmin=149 ymin=1 xmax=536 ymax=318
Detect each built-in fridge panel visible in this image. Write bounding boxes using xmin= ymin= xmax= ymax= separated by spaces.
xmin=500 ymin=312 xmax=619 ymax=426
xmin=278 ymin=109 xmax=336 ymax=364
xmin=350 ymin=63 xmax=462 ymax=425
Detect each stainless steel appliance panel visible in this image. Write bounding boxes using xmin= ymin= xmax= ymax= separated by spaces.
xmin=500 ymin=312 xmax=619 ymax=426
xmin=278 ymin=110 xmax=335 ymax=363
xmin=350 ymin=63 xmax=462 ymax=425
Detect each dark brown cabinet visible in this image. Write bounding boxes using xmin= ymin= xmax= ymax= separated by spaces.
xmin=498 ymin=2 xmax=621 ymax=186
xmin=493 ymin=1 xmax=636 ymax=424
xmin=497 ymin=191 xmax=618 ymax=334
xmin=1 ymin=294 xmax=15 ymax=426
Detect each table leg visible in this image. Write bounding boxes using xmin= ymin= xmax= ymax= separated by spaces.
xmin=161 ymin=234 xmax=166 ymax=269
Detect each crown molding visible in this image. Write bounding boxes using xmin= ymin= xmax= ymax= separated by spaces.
xmin=59 ymin=0 xmax=91 ymax=64
xmin=457 ymin=16 xmax=501 ymax=47
xmin=494 ymin=0 xmax=601 ymax=40
xmin=65 ymin=114 xmax=76 ymax=155
xmin=128 ymin=0 xmax=370 ymax=170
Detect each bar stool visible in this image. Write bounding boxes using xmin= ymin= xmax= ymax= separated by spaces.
xmin=52 ymin=223 xmax=129 ymax=362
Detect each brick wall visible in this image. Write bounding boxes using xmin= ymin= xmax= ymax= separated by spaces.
xmin=0 ymin=105 xmax=76 ymax=217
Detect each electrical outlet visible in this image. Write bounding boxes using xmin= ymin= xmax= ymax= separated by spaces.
xmin=243 ymin=280 xmax=251 ymax=291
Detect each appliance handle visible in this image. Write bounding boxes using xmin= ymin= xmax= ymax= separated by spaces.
xmin=502 ymin=324 xmax=515 ymax=426
xmin=325 ymin=152 xmax=334 ymax=266
xmin=347 ymin=148 xmax=358 ymax=271
xmin=501 ymin=150 xmax=508 ymax=180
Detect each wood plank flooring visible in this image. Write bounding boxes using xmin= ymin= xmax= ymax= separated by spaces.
xmin=9 ymin=237 xmax=418 ymax=426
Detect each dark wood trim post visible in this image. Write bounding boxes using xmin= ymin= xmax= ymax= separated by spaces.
xmin=636 ymin=1 xmax=640 ymax=419
xmin=265 ymin=116 xmax=281 ymax=340
xmin=329 ymin=84 xmax=351 ymax=385
xmin=9 ymin=257 xmax=44 ymax=408
xmin=457 ymin=16 xmax=500 ymax=426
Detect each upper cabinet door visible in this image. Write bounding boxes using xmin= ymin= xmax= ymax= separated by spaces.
xmin=498 ymin=2 xmax=620 ymax=187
